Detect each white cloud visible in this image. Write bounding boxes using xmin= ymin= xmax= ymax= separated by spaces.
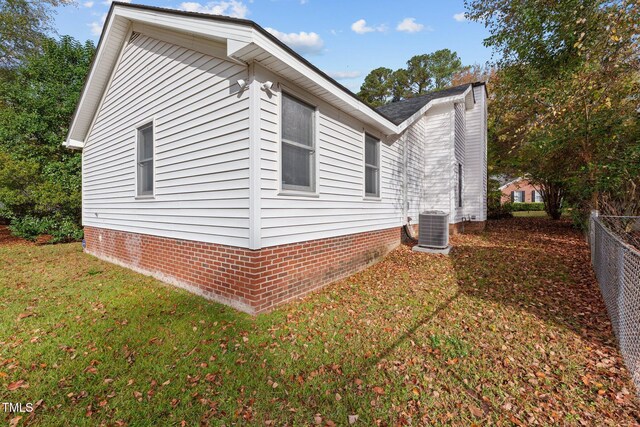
xmin=350 ymin=19 xmax=386 ymax=34
xmin=83 ymin=1 xmax=94 ymax=7
xmin=328 ymin=71 xmax=361 ymax=80
xmin=179 ymin=1 xmax=248 ymax=18
xmin=88 ymin=13 xmax=107 ymax=37
xmin=396 ymin=17 xmax=425 ymax=33
xmin=453 ymin=12 xmax=467 ymax=22
xmin=265 ymin=27 xmax=324 ymax=55
xmin=300 ymin=0 xmax=308 ymax=3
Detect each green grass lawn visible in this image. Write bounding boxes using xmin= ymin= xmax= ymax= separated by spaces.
xmin=1 ymin=219 xmax=638 ymax=426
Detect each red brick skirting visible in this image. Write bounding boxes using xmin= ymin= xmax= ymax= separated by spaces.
xmin=84 ymin=226 xmax=400 ymax=314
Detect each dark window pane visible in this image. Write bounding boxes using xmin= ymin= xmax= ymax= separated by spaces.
xmin=139 ymin=126 xmax=153 ymax=160
xmin=365 ymin=166 xmax=379 ymax=196
xmin=365 ymin=135 xmax=378 ymax=166
xmin=282 ymin=142 xmax=312 ymax=189
xmin=282 ymin=94 xmax=314 ymax=147
xmin=138 ymin=161 xmax=153 ymax=194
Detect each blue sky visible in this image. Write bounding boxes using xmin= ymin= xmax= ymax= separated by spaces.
xmin=53 ymin=0 xmax=493 ymax=92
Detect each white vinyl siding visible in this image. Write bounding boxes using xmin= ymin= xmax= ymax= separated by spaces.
xmin=256 ymin=64 xmax=403 ymax=248
xmin=83 ymin=32 xmax=251 ymax=247
xmin=405 ymin=114 xmax=429 ymax=223
xmin=453 ymin=102 xmax=465 ymax=216
xmin=416 ymin=105 xmax=453 ymax=219
xmin=463 ymin=86 xmax=487 ymax=221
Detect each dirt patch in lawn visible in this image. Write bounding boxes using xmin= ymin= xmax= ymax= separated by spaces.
xmin=0 ymin=218 xmax=638 ymax=426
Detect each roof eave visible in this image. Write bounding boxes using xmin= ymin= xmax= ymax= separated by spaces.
xmin=64 ymin=2 xmax=400 ymax=148
xmin=396 ymin=85 xmax=473 ymax=133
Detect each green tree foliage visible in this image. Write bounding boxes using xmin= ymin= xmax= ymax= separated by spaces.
xmin=427 ymin=49 xmax=463 ymax=90
xmin=0 ymin=0 xmax=75 ymax=67
xmin=0 ymin=36 xmax=94 ymax=240
xmin=357 ymin=67 xmax=393 ymax=107
xmin=359 ymin=49 xmax=465 ymax=106
xmin=467 ymin=0 xmax=640 ymax=220
xmin=406 ymin=54 xmax=432 ymax=94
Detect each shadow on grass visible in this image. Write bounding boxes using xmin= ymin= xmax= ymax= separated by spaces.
xmin=450 ymin=217 xmax=617 ymax=349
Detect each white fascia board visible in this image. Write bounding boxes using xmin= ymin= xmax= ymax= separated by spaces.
xmin=396 ymin=86 xmax=473 ymax=134
xmin=115 ymin=7 xmax=253 ymax=44
xmin=64 ymin=139 xmax=85 ymax=150
xmin=64 ymin=11 xmax=124 ymax=148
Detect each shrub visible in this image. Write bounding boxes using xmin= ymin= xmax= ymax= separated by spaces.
xmin=508 ymin=202 xmax=545 ymax=212
xmin=9 ymin=215 xmax=83 ymax=243
xmin=488 ymin=200 xmax=513 ymax=219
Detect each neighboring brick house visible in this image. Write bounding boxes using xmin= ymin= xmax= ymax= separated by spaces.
xmin=500 ymin=178 xmax=542 ymax=204
xmin=64 ymin=3 xmax=488 ymax=314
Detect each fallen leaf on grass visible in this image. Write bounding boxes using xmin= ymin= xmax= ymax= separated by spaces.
xmin=16 ymin=312 xmax=33 ymax=321
xmin=469 ymin=404 xmax=484 ymax=418
xmin=7 ymin=380 xmax=28 ymax=391
xmin=9 ymin=416 xmax=22 ymax=427
xmin=348 ymin=414 xmax=359 ymax=424
xmin=372 ymin=386 xmax=384 ymax=395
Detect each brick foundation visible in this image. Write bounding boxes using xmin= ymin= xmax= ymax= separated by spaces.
xmin=84 ymin=226 xmax=400 ymax=314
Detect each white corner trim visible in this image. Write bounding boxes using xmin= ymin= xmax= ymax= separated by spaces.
xmin=248 ymin=63 xmax=262 ymax=250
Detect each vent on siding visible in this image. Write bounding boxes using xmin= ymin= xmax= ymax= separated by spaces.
xmin=418 ymin=211 xmax=449 ymax=249
xmin=129 ymin=32 xmax=141 ymax=43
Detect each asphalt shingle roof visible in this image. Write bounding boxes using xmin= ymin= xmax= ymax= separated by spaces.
xmin=375 ymin=84 xmax=472 ymax=125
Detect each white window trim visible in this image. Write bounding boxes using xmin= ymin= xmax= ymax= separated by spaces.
xmin=134 ymin=116 xmax=156 ymax=199
xmin=363 ymin=132 xmax=382 ymax=200
xmin=277 ymin=85 xmax=320 ymax=197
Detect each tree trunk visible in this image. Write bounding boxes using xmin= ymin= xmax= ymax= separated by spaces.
xmin=540 ymin=181 xmax=564 ymax=220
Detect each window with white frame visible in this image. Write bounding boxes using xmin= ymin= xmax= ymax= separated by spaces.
xmin=281 ymin=93 xmax=315 ymax=192
xmin=511 ymin=190 xmax=525 ymax=203
xmin=533 ymin=190 xmax=543 ymax=203
xmin=137 ymin=123 xmax=154 ymax=196
xmin=364 ymin=134 xmax=380 ymax=197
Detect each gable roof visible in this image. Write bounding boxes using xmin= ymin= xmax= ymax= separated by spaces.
xmin=376 ymin=84 xmax=476 ymax=125
xmin=64 ymin=2 xmax=478 ymax=149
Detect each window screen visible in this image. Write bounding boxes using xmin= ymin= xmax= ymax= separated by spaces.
xmin=137 ymin=123 xmax=154 ymax=196
xmin=364 ymin=134 xmax=380 ymax=197
xmin=281 ymin=94 xmax=315 ymax=191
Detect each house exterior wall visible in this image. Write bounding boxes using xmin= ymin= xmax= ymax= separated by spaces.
xmin=84 ymin=225 xmax=400 ymax=314
xmin=418 ymin=104 xmax=454 ymax=221
xmin=254 ymin=64 xmax=405 ymax=248
xmin=463 ymin=86 xmax=488 ymax=222
xmin=453 ymin=102 xmax=466 ymax=222
xmin=82 ymin=32 xmax=252 ymax=248
xmin=80 ymin=27 xmax=487 ymax=314
xmin=500 ymin=179 xmax=541 ymax=203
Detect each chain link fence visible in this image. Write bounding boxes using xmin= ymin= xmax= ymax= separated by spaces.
xmin=589 ymin=212 xmax=640 ymax=394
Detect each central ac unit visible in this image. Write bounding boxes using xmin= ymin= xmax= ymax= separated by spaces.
xmin=418 ymin=211 xmax=449 ymax=249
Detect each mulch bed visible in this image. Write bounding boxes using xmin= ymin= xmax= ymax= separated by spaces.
xmin=0 ymin=225 xmax=31 ymax=246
